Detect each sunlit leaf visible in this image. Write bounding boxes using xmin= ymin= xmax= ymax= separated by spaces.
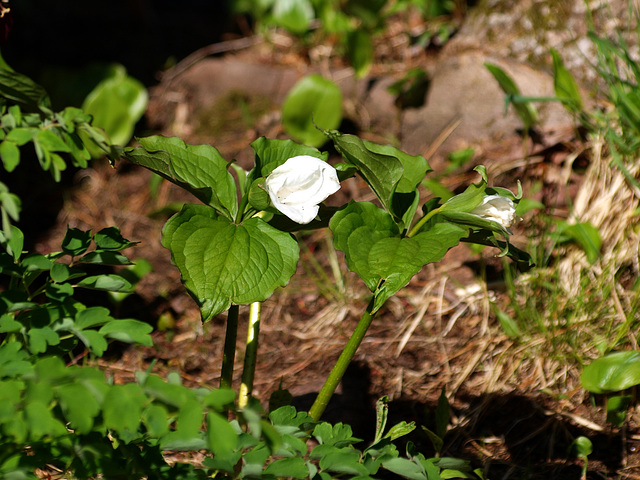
xmin=126 ymin=136 xmax=238 ymax=219
xmin=485 ymin=62 xmax=538 ymax=130
xmin=82 ymin=65 xmax=147 ymax=146
xmin=0 ymin=140 xmax=19 ymax=171
xmin=581 ymin=351 xmax=640 ymax=394
xmin=162 ymin=204 xmax=299 ymax=321
xmin=330 ymin=202 xmax=467 ymax=312
xmin=264 ymin=457 xmax=308 ymax=479
xmin=99 ymin=319 xmax=153 ymax=346
xmin=381 ymin=457 xmax=427 ymax=480
xmin=327 ymin=131 xmax=404 ymax=215
xmin=207 ymin=411 xmax=238 ymax=458
xmin=282 ymin=74 xmax=342 ymax=147
xmin=272 ymin=0 xmax=314 ymax=34
xmin=76 ymin=274 xmax=132 ymax=293
xmin=550 ymin=47 xmax=583 ymax=113
xmin=56 ymin=383 xmax=100 ymax=433
xmin=61 ymin=227 xmax=91 ymax=257
xmin=103 ymin=383 xmax=145 ymax=436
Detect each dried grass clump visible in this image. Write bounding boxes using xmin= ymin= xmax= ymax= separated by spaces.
xmin=558 ymin=137 xmax=640 ymax=297
xmin=556 ymin=136 xmax=640 ymax=354
xmin=489 ymin=135 xmax=640 ymax=395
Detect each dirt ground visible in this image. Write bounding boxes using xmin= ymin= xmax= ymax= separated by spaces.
xmin=7 ymin=2 xmax=640 ymax=479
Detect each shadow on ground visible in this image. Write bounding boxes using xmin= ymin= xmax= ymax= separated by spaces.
xmin=292 ymin=363 xmax=625 ymax=480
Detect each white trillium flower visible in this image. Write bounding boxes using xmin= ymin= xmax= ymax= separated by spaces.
xmin=264 ymin=155 xmax=341 ymax=224
xmin=469 ymin=194 xmax=516 ymax=228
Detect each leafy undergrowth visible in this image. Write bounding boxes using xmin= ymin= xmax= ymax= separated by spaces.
xmin=27 ymin=115 xmax=637 ymax=480
xmin=5 ymin=2 xmax=640 ymax=479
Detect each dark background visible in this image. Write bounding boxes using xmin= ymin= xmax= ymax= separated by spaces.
xmin=4 ymin=0 xmax=234 ymax=87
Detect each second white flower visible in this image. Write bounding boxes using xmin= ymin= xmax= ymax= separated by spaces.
xmin=470 ymin=194 xmax=516 ymax=228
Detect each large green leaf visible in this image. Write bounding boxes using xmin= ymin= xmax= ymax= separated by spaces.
xmin=362 ymin=142 xmax=431 ymax=193
xmin=125 ymin=136 xmax=239 ymax=220
xmin=362 ymin=140 xmax=430 ymax=228
xmin=282 ymin=74 xmax=342 ymax=147
xmin=0 ymin=140 xmax=20 ymax=172
xmin=162 ymin=204 xmax=299 ymax=321
xmin=318 ymin=450 xmax=369 ymax=476
xmin=327 ymin=131 xmax=404 ymax=216
xmin=76 ymin=274 xmax=133 ymax=293
xmin=581 ymin=351 xmax=640 ymax=394
xmin=82 ymin=65 xmax=147 ymax=146
xmin=142 ymin=404 xmax=170 ymax=438
xmin=330 ymin=202 xmax=467 ymax=312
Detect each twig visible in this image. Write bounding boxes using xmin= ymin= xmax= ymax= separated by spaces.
xmin=160 ymin=36 xmax=263 ymax=84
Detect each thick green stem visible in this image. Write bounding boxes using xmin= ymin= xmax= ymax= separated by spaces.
xmin=220 ymin=305 xmax=239 ymax=389
xmin=309 ymin=298 xmax=376 ymax=421
xmin=235 ymin=194 xmax=249 ymax=224
xmin=239 ymin=302 xmax=261 ymax=408
xmin=407 ymin=206 xmax=442 ymax=238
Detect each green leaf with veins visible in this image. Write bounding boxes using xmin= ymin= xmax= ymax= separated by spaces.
xmin=330 ymin=202 xmax=467 ymax=312
xmin=362 ymin=140 xmax=431 ymax=229
xmin=125 ymin=136 xmax=238 ymax=220
xmin=162 ymin=204 xmax=299 ymax=321
xmin=326 ymin=131 xmax=404 ymax=217
xmin=362 ymin=141 xmax=431 ymax=193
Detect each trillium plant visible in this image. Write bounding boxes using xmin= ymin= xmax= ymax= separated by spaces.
xmin=124 ymin=129 xmax=530 ymax=419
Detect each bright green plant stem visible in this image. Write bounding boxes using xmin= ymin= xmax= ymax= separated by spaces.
xmin=239 ymin=302 xmax=261 ymax=408
xmin=407 ymin=206 xmax=442 ymax=238
xmin=220 ymin=305 xmax=239 ymax=389
xmin=309 ymin=297 xmax=376 ymax=421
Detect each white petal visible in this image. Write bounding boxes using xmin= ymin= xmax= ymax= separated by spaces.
xmin=470 ymin=194 xmax=516 ymax=228
xmin=275 ymin=202 xmax=320 ymax=224
xmin=264 ymin=155 xmax=341 ymax=224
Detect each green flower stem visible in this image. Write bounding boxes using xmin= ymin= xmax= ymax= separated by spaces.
xmin=309 ymin=297 xmax=376 ymax=421
xmin=407 ymin=206 xmax=442 ymax=238
xmin=220 ymin=304 xmax=239 ymax=389
xmin=236 ymin=194 xmax=249 ymax=224
xmin=239 ymin=302 xmax=261 ymax=408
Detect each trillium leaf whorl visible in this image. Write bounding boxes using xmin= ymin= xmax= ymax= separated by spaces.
xmin=265 ymin=155 xmax=340 ymax=224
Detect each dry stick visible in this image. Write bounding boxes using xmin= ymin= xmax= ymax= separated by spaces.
xmin=220 ymin=305 xmax=240 ymax=389
xmin=160 ymin=36 xmax=263 ymax=85
xmin=309 ymin=297 xmax=376 ymax=421
xmin=239 ymin=302 xmax=261 ymax=408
